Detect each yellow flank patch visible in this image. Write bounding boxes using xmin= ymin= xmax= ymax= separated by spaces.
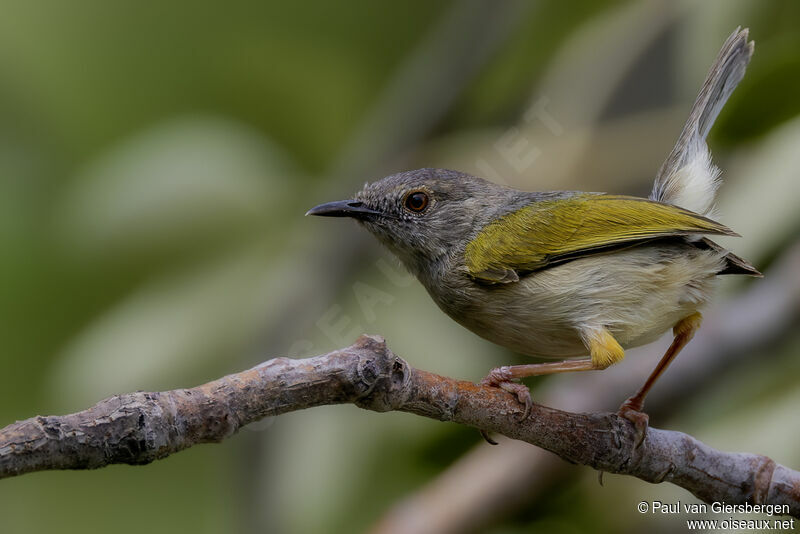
xmin=465 ymin=194 xmax=735 ymax=282
xmin=587 ymin=328 xmax=625 ymax=369
xmin=674 ymin=311 xmax=703 ymax=337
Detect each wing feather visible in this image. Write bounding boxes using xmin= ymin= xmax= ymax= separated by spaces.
xmin=465 ymin=194 xmax=736 ymax=283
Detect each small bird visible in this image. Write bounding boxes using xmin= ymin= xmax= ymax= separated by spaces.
xmin=308 ymin=28 xmax=760 ymax=442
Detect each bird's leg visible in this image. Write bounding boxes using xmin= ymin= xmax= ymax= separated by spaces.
xmin=479 ymin=360 xmax=603 ymax=444
xmin=480 ymin=327 xmax=625 ymax=420
xmin=619 ymin=312 xmax=703 ymax=447
xmin=480 ymin=359 xmax=597 ymax=422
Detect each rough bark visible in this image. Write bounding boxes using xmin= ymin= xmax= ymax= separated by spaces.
xmin=1 ymin=335 xmax=798 ymax=517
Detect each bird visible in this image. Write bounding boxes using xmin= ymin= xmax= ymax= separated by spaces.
xmin=307 ymin=28 xmax=759 ymax=443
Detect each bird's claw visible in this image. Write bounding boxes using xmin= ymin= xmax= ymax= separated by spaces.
xmin=479 ymin=429 xmax=499 ymax=445
xmin=618 ymin=398 xmax=649 ymax=448
xmin=479 ymin=367 xmax=533 ymax=421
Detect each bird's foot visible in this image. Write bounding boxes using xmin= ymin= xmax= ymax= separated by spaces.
xmin=618 ymin=397 xmax=649 ymax=448
xmin=479 ymin=366 xmax=533 ymax=421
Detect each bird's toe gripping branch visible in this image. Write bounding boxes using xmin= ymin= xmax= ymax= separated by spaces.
xmin=479 ymin=366 xmax=534 ymax=421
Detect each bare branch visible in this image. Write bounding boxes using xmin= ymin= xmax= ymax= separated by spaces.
xmin=1 ymin=335 xmax=798 ymax=517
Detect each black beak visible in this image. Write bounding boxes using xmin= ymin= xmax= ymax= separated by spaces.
xmin=305 ymin=199 xmax=382 ymax=219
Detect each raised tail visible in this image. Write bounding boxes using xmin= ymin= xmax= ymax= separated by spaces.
xmin=651 ymin=27 xmax=754 ymax=219
xmin=652 ymin=28 xmax=760 ymax=277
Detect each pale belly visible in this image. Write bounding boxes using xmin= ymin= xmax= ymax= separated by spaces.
xmin=430 ymin=243 xmax=725 ymax=359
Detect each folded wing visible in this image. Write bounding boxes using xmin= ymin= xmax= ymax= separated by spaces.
xmin=465 ymin=194 xmax=737 ymax=284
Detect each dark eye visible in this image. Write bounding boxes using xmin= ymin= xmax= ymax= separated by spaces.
xmin=404 ymin=191 xmax=429 ymax=213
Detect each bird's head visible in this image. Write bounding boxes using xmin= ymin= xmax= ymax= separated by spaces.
xmin=307 ymin=168 xmax=516 ymax=277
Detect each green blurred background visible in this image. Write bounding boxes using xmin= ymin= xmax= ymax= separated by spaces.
xmin=2 ymin=1 xmax=799 ymax=533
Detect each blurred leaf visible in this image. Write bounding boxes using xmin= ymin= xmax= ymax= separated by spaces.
xmin=47 ymin=245 xmax=312 ymax=407
xmin=0 ymin=0 xmax=448 ymax=170
xmin=55 ymin=116 xmax=293 ymax=266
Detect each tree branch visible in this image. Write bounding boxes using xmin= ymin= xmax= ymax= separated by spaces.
xmin=1 ymin=335 xmax=798 ymax=517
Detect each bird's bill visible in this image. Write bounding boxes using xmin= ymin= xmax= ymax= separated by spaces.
xmin=305 ymin=199 xmax=382 ymax=219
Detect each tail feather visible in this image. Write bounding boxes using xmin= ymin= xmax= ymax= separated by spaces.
xmin=651 ymin=28 xmax=754 ymax=219
xmin=696 ymin=238 xmax=763 ymax=277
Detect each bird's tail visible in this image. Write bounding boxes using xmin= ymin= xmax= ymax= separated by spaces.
xmin=650 ymin=27 xmax=754 ymax=219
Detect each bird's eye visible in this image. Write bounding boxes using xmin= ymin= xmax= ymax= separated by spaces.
xmin=404 ymin=191 xmax=429 ymax=213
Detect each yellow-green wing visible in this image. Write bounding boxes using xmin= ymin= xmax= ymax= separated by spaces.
xmin=465 ymin=194 xmax=736 ymax=283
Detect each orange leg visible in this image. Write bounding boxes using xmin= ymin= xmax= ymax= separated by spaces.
xmin=480 ymin=359 xmax=597 ymax=420
xmin=619 ymin=312 xmax=703 ymax=446
xmin=479 ymin=358 xmax=603 ymax=445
